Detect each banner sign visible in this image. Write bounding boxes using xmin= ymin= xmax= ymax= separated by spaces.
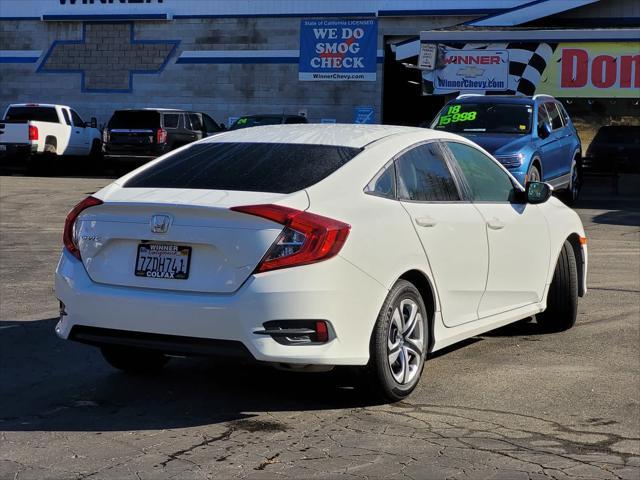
xmin=433 ymin=47 xmax=509 ymax=93
xmin=299 ymin=19 xmax=378 ymax=81
xmin=423 ymin=41 xmax=639 ymax=98
xmin=539 ymin=42 xmax=640 ymax=98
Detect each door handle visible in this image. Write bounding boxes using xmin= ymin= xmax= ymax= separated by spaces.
xmin=415 ymin=216 xmax=437 ymax=228
xmin=487 ymin=218 xmax=505 ymax=230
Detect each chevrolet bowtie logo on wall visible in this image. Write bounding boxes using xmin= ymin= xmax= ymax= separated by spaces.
xmin=150 ymin=215 xmax=172 ymax=234
xmin=38 ymin=22 xmax=178 ymax=93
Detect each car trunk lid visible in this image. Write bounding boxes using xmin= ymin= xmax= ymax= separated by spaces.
xmin=75 ymin=189 xmax=309 ymax=293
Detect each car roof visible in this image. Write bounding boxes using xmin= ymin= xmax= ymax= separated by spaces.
xmin=452 ymin=95 xmax=535 ymax=105
xmin=202 ymin=124 xmax=432 ymax=148
xmin=114 ymin=108 xmax=188 ymax=113
xmin=9 ymin=103 xmax=69 ymax=109
xmin=236 ymin=114 xmax=304 ymax=118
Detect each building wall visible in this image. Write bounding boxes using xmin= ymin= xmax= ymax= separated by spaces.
xmin=0 ymin=15 xmax=470 ymax=127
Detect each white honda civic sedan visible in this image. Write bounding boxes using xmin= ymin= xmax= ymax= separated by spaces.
xmin=55 ymin=124 xmax=587 ymax=400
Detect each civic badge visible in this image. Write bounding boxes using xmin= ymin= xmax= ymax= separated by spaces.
xmin=150 ymin=214 xmax=171 ymax=234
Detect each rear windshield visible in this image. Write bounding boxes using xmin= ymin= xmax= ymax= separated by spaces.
xmin=593 ymin=126 xmax=640 ymax=144
xmin=124 ymin=142 xmax=362 ymax=194
xmin=4 ymin=106 xmax=59 ymax=123
xmin=109 ymin=111 xmax=160 ymax=130
xmin=231 ymin=116 xmax=284 ymax=129
xmin=432 ymin=103 xmax=533 ymax=134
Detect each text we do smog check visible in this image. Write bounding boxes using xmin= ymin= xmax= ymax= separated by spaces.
xmin=299 ymin=19 xmax=378 ymax=81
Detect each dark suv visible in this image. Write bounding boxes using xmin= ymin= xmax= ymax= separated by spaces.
xmin=103 ymin=109 xmax=222 ymax=167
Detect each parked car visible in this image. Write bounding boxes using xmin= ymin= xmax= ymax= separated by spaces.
xmin=55 ymin=124 xmax=587 ymax=401
xmin=431 ymin=94 xmax=582 ymax=205
xmin=230 ymin=114 xmax=308 ymax=130
xmin=584 ymin=125 xmax=640 ymax=174
xmin=0 ymin=103 xmax=101 ymax=165
xmin=103 ymin=108 xmax=222 ymax=168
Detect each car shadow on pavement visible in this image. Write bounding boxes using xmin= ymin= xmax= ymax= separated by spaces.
xmin=0 ymin=318 xmax=398 ymax=433
xmin=590 ymin=209 xmax=640 ymax=227
xmin=1 ymin=316 xmax=554 ymax=434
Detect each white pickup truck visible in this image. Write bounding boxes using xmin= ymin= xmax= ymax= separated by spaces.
xmin=0 ymin=104 xmax=102 ymax=162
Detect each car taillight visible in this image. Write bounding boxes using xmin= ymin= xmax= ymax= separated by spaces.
xmin=156 ymin=128 xmax=167 ymax=144
xmin=102 ymin=128 xmax=110 ymax=143
xmin=63 ymin=196 xmax=103 ymax=260
xmin=230 ymin=204 xmax=350 ymax=273
xmin=28 ymin=125 xmax=38 ymax=141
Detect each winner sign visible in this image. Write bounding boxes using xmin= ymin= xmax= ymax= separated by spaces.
xmin=299 ymin=19 xmax=378 ymax=81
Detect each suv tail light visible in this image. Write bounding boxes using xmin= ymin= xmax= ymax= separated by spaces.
xmin=63 ymin=196 xmax=103 ymax=260
xmin=230 ymin=204 xmax=350 ymax=273
xmin=156 ymin=128 xmax=167 ymax=144
xmin=28 ymin=125 xmax=39 ymax=141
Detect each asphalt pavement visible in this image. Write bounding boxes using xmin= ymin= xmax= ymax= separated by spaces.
xmin=1 ymin=175 xmax=638 ymax=480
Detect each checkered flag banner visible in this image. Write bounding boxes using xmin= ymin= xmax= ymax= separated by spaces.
xmin=422 ymin=42 xmax=558 ymax=96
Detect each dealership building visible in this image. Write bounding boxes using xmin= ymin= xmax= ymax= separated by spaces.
xmin=0 ymin=0 xmax=638 ymax=129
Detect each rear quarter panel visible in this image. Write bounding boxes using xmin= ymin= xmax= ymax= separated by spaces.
xmin=304 ymin=133 xmax=443 ymax=309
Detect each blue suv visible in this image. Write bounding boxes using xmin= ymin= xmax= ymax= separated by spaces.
xmin=431 ymin=94 xmax=582 ymax=205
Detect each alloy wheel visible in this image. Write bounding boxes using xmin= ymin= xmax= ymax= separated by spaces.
xmin=387 ymin=298 xmax=425 ymax=385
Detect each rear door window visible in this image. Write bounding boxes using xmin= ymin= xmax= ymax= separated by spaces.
xmin=162 ymin=114 xmax=180 ymax=129
xmin=125 ymin=142 xmax=362 ymax=194
xmin=396 ymin=142 xmax=460 ymax=202
xmin=188 ymin=113 xmax=203 ymax=131
xmin=4 ymin=106 xmax=59 ymax=123
xmin=109 ymin=111 xmax=160 ymax=130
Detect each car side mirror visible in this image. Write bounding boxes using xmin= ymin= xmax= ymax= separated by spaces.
xmin=538 ymin=121 xmax=551 ymax=139
xmin=90 ymin=117 xmax=97 ymax=129
xmin=527 ymin=181 xmax=552 ymax=204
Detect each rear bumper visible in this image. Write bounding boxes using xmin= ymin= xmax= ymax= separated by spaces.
xmin=0 ymin=143 xmax=36 ymax=162
xmin=54 ymin=249 xmax=388 ymax=366
xmin=69 ymin=325 xmax=253 ymax=359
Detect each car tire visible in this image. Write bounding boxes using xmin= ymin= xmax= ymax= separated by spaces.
xmin=563 ymin=160 xmax=582 ymax=207
xmin=528 ymin=163 xmax=541 ymax=183
xmin=101 ymin=346 xmax=170 ymax=373
xmin=365 ymin=280 xmax=428 ymax=402
xmin=537 ymin=241 xmax=578 ymax=332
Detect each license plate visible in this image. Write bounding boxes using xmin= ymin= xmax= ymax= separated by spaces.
xmin=135 ymin=243 xmax=191 ymax=280
xmin=0 ymin=145 xmax=6 ymax=152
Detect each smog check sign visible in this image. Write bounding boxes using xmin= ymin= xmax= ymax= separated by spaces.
xmin=299 ymin=19 xmax=378 ymax=81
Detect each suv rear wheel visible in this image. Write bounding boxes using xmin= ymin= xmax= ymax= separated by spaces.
xmin=563 ymin=159 xmax=581 ymax=206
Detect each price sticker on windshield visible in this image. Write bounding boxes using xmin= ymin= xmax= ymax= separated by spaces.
xmin=438 ymin=105 xmax=477 ymax=126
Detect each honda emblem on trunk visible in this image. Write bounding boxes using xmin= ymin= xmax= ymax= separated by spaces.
xmin=150 ymin=214 xmax=171 ymax=234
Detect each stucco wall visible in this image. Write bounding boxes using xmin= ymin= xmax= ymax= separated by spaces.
xmin=0 ymin=16 xmax=470 ymax=126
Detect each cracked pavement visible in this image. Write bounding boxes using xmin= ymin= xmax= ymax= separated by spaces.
xmin=1 ymin=175 xmax=639 ymax=479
